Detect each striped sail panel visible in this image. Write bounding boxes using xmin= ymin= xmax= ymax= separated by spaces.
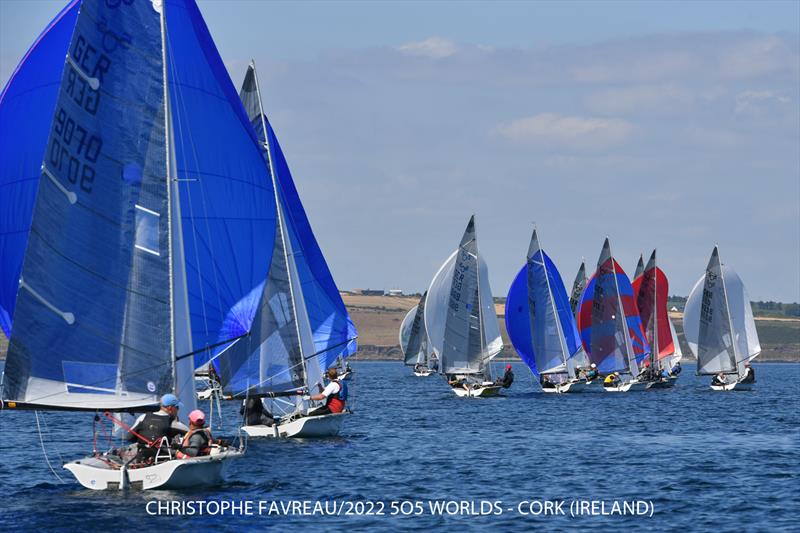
xmin=3 ymin=0 xmax=172 ymax=410
xmin=632 ymin=252 xmax=674 ymax=360
xmin=0 ymin=0 xmax=80 ymax=337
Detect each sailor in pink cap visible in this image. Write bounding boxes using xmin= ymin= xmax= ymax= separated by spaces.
xmin=176 ymin=409 xmax=213 ymax=459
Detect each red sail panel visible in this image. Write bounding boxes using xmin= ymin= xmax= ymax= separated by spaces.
xmin=633 ymin=266 xmax=674 ymax=359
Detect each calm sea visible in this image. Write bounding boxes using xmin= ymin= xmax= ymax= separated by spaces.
xmin=0 ymin=361 xmax=798 ymax=531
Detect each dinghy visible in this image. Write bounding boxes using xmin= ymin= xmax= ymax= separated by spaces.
xmin=683 ymin=246 xmax=760 ymax=391
xmin=633 ymin=250 xmax=681 ymax=389
xmin=400 ymin=292 xmax=437 ymax=376
xmin=424 ymin=216 xmax=504 ymax=397
xmin=216 ymin=63 xmax=357 ymax=438
xmin=0 ymin=0 xmax=289 ymax=488
xmin=577 ymin=239 xmax=652 ymax=392
xmin=506 ymin=229 xmax=591 ymax=393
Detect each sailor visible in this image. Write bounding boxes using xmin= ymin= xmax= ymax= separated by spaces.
xmin=127 ymin=393 xmax=189 ymax=461
xmin=603 ymin=372 xmax=621 ymax=388
xmin=740 ymin=363 xmax=755 ymax=383
xmin=585 ymin=363 xmax=600 ymax=382
xmin=448 ymin=375 xmax=470 ymax=391
xmin=176 ymin=410 xmax=213 ymax=458
xmin=240 ymin=396 xmax=276 ymax=427
xmin=307 ymin=368 xmax=347 ymax=416
xmin=711 ymin=372 xmax=727 ymax=386
xmin=640 ymin=360 xmax=656 ymax=381
xmin=670 ymin=361 xmax=682 ymax=376
xmin=498 ymin=364 xmax=514 ymax=388
xmin=540 ymin=374 xmax=557 ymax=389
xmin=430 ymin=356 xmax=439 ymax=372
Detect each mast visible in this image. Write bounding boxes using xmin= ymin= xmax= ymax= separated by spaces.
xmin=716 ymin=247 xmax=741 ymax=376
xmin=473 ymin=217 xmax=489 ymax=380
xmin=651 ymin=250 xmax=659 ymax=369
xmin=160 ymin=1 xmax=195 ymax=418
xmin=250 ymin=61 xmax=313 ymax=398
xmin=534 ymin=229 xmax=572 ymax=378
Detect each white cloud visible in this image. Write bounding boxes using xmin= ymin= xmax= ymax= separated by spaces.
xmin=495 ymin=112 xmax=634 ymax=149
xmin=396 ymin=37 xmax=458 ymax=59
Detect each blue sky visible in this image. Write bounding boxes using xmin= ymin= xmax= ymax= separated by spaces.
xmin=2 ymin=0 xmax=799 ymax=301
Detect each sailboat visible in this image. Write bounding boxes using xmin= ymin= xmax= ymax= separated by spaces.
xmin=568 ymin=260 xmax=588 ymax=318
xmin=505 ymin=229 xmax=590 ymax=393
xmin=212 ymin=63 xmax=358 ymax=438
xmin=424 ymin=216 xmax=503 ymax=397
xmin=0 ymin=0 xmax=294 ymax=489
xmin=400 ymin=292 xmax=436 ymax=376
xmin=683 ymin=246 xmax=760 ymax=391
xmin=632 ymin=250 xmax=681 ymax=389
xmin=634 ymin=253 xmax=645 ymax=280
xmin=577 ymin=239 xmax=652 ymax=392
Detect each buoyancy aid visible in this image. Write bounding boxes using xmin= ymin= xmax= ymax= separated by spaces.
xmin=176 ymin=428 xmax=212 ymax=458
xmin=326 ymin=380 xmax=346 ymax=413
xmin=136 ymin=412 xmax=172 ymax=445
xmin=604 ymin=374 xmax=618 ymax=386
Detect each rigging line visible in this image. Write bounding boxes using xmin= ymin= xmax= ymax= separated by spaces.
xmin=35 ymin=411 xmax=65 ymax=484
xmin=302 ymin=336 xmax=359 ymax=362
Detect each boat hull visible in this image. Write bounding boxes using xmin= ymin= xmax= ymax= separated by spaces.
xmin=243 ymin=412 xmax=348 ymax=438
xmin=339 ymin=371 xmax=353 ymax=381
xmin=451 ymin=384 xmax=503 ymax=397
xmin=711 ymin=380 xmax=754 ymax=391
xmin=603 ymin=380 xmax=652 ymax=393
xmin=541 ymin=380 xmax=591 ymax=393
xmin=414 ymin=368 xmax=436 ymax=377
xmin=649 ymin=376 xmax=678 ymax=389
xmin=64 ymin=448 xmax=242 ymax=491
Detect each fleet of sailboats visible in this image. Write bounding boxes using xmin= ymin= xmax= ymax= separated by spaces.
xmin=0 ymin=0 xmax=772 ymax=495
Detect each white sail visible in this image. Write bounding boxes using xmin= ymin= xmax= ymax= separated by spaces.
xmin=669 ymin=317 xmax=683 ymax=360
xmin=684 ymin=247 xmax=759 ymax=376
xmin=400 ymin=303 xmax=430 ymax=366
xmin=424 ymin=216 xmax=501 ymax=376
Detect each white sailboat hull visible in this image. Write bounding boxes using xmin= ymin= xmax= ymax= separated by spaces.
xmin=339 ymin=371 xmax=353 ymax=381
xmin=243 ymin=412 xmax=348 ymax=438
xmin=711 ymin=380 xmax=754 ymax=391
xmin=64 ymin=447 xmax=242 ymax=491
xmin=541 ymin=379 xmax=598 ymax=393
xmin=603 ymin=379 xmax=652 ymax=393
xmin=451 ymin=383 xmax=503 ymax=397
xmin=414 ymin=368 xmax=436 ymax=377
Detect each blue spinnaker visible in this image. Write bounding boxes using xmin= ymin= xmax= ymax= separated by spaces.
xmin=266 ymin=123 xmax=358 ymax=370
xmin=164 ymin=0 xmax=277 ymax=368
xmin=0 ymin=0 xmax=79 ymax=337
xmin=506 ymin=251 xmax=582 ymax=377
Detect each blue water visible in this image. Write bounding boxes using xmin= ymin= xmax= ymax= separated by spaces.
xmin=1 ymin=361 xmax=798 ymax=531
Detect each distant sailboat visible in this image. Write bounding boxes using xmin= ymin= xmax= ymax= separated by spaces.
xmin=634 ymin=253 xmax=645 ymax=280
xmin=632 ymin=250 xmax=681 ymax=388
xmin=569 ymin=260 xmax=587 ymax=318
xmin=213 ymin=62 xmax=357 ymax=438
xmin=424 ymin=216 xmax=503 ymax=397
xmin=0 ymin=0 xmax=280 ymax=489
xmin=683 ymin=246 xmax=760 ymax=391
xmin=506 ymin=229 xmax=590 ymax=393
xmin=577 ymin=239 xmax=652 ymax=392
xmin=400 ymin=292 xmax=436 ymax=376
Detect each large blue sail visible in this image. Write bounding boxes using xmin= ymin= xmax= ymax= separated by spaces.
xmin=265 ymin=122 xmax=358 ymax=371
xmin=3 ymin=0 xmax=173 ymax=410
xmin=506 ymin=235 xmax=582 ymax=377
xmin=0 ymin=0 xmax=79 ymax=337
xmin=164 ymin=0 xmax=277 ymax=369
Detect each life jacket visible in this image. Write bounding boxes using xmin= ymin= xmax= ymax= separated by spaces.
xmin=326 ymin=379 xmax=346 ymax=413
xmin=137 ymin=412 xmax=172 ymax=445
xmin=179 ymin=427 xmax=211 ymax=457
xmin=604 ymin=374 xmax=617 ymax=385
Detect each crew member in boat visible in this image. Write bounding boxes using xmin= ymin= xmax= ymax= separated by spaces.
xmin=414 ymin=362 xmax=427 ymax=373
xmin=540 ymin=374 xmax=557 ymax=389
xmin=639 ymin=360 xmax=657 ymax=381
xmin=307 ymin=368 xmax=346 ymax=416
xmin=127 ymin=393 xmax=189 ymax=461
xmin=176 ymin=410 xmax=213 ymax=458
xmin=496 ymin=364 xmax=514 ymax=388
xmin=740 ymin=363 xmax=755 ymax=383
xmin=241 ymin=397 xmax=277 ymax=427
xmin=448 ymin=375 xmax=471 ymax=391
xmin=585 ymin=363 xmax=600 ymax=382
xmin=669 ymin=361 xmax=682 ymax=376
xmin=711 ymin=372 xmax=727 ymax=387
xmin=430 ymin=355 xmax=439 ymax=372
xmin=603 ymin=372 xmax=621 ymax=388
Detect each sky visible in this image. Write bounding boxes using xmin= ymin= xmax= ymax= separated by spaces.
xmin=1 ymin=0 xmax=799 ymax=302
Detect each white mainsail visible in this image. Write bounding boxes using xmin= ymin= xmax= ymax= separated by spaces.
xmin=684 ymin=246 xmax=760 ymax=376
xmin=400 ymin=293 xmax=432 ymax=366
xmin=424 ymin=216 xmax=502 ymax=378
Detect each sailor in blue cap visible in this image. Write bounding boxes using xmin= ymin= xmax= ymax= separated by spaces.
xmin=126 ymin=393 xmax=189 ymax=462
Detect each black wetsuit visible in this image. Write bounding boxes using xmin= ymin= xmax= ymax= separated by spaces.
xmin=241 ymin=397 xmax=276 ymax=426
xmin=500 ymin=369 xmax=514 ymax=388
xmin=740 ymin=367 xmax=755 ymax=383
